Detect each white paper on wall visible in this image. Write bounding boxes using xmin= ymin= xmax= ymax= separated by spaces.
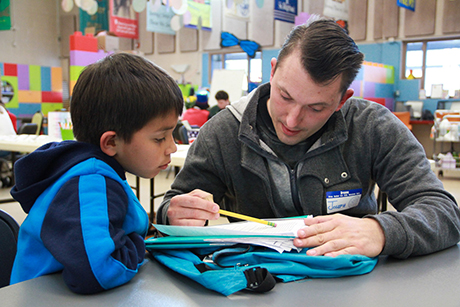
xmin=209 ymin=69 xmax=246 ymax=107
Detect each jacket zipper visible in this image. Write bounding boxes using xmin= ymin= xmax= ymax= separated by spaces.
xmin=289 ymin=166 xmax=303 ymax=215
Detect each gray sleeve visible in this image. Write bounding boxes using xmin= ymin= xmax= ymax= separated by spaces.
xmin=156 ymin=124 xmax=229 ymax=225
xmin=361 ymin=105 xmax=460 ymax=258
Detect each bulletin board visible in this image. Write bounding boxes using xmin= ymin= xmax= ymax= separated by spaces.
xmin=443 ymin=0 xmax=460 ymax=34
xmin=404 ymin=0 xmax=435 ymax=37
xmin=157 ymin=33 xmax=175 ymax=54
xmin=249 ymin=0 xmax=274 ymax=47
xmin=348 ymin=0 xmax=367 ymax=41
xmin=208 ymin=69 xmax=246 ymax=107
xmin=202 ymin=0 xmax=222 ymax=51
xmin=179 ymin=27 xmax=198 ymax=52
xmin=373 ymin=0 xmax=399 ymax=39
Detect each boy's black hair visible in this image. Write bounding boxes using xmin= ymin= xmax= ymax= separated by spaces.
xmin=70 ymin=53 xmax=184 ymax=146
xmin=215 ymin=90 xmax=229 ymax=101
xmin=275 ymin=16 xmax=363 ymax=96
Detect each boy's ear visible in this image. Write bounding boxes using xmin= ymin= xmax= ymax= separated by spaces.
xmin=100 ymin=131 xmax=118 ymax=157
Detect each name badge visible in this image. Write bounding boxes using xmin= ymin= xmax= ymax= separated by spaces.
xmin=326 ymin=189 xmax=362 ymax=213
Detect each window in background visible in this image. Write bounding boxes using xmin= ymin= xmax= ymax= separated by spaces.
xmin=404 ymin=39 xmax=460 ymax=97
xmin=210 ymin=51 xmax=262 ymax=92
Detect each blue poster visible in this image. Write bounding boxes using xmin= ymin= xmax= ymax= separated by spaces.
xmin=79 ymin=0 xmax=109 ymax=33
xmin=274 ymin=0 xmax=297 ymax=23
xmin=146 ymin=5 xmax=175 ymax=35
xmin=397 ymin=0 xmax=415 ymax=12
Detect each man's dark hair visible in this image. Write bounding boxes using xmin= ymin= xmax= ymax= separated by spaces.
xmin=275 ymin=16 xmax=363 ymax=95
xmin=71 ymin=53 xmax=183 ymax=146
xmin=215 ymin=90 xmax=229 ymax=101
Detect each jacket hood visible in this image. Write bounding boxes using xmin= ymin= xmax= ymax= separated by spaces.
xmin=10 ymin=141 xmax=125 ymax=213
xmin=227 ymin=83 xmax=266 ymax=123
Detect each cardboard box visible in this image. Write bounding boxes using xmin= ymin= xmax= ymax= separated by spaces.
xmin=97 ymin=35 xmax=119 ymax=52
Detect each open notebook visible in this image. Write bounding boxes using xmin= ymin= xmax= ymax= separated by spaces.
xmin=150 ymin=218 xmax=310 ymax=253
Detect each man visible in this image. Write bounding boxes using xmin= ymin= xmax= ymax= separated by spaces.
xmin=208 ymin=90 xmax=230 ymax=119
xmin=157 ymin=16 xmax=460 ymax=259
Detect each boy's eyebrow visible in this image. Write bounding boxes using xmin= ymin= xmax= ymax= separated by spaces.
xmin=159 ymin=124 xmax=177 ymax=132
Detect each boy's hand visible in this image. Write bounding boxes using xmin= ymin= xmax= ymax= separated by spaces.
xmin=167 ymin=189 xmax=220 ymax=226
xmin=293 ymin=214 xmax=385 ymax=258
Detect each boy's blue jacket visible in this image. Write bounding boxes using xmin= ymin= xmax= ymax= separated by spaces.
xmin=10 ymin=141 xmax=149 ymax=294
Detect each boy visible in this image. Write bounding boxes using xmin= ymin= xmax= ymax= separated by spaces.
xmin=9 ymin=53 xmax=184 ymax=293
xmin=208 ymin=90 xmax=229 ymax=119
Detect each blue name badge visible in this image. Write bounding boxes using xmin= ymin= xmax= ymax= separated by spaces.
xmin=326 ymin=189 xmax=362 ymax=213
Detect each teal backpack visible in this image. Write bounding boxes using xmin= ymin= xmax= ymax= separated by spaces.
xmin=147 ymin=243 xmax=378 ymax=296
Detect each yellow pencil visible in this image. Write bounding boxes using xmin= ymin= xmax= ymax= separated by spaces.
xmin=219 ymin=209 xmax=277 ymax=227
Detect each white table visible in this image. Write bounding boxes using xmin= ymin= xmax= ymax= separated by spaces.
xmin=0 ymin=135 xmax=60 ymax=152
xmin=0 ymin=135 xmax=189 ymax=216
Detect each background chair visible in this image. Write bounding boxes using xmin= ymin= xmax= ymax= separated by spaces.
xmin=0 ymin=158 xmax=13 ymax=188
xmin=178 ymin=125 xmax=189 ymax=144
xmin=0 ymin=209 xmax=19 ymax=288
xmin=31 ymin=111 xmax=44 ymax=135
xmin=1 ymin=123 xmax=39 ymax=186
xmin=392 ymin=111 xmax=413 ymax=130
xmin=17 ymin=123 xmax=38 ymax=135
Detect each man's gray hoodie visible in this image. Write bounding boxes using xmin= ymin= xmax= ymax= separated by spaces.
xmin=158 ymin=83 xmax=460 ymax=259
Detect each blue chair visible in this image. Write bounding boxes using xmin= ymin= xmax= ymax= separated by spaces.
xmin=0 ymin=209 xmax=19 ymax=288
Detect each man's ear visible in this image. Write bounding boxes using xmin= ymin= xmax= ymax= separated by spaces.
xmin=100 ymin=131 xmax=118 ymax=157
xmin=336 ymin=89 xmax=354 ymax=112
xmin=269 ymin=57 xmax=277 ymax=83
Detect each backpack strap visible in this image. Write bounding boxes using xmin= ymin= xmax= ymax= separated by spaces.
xmin=212 ymin=245 xmax=252 ymax=268
xmin=210 ymin=245 xmax=276 ymax=293
xmin=243 ymin=266 xmax=276 ymax=293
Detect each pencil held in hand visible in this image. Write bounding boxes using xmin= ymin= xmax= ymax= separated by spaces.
xmin=218 ymin=209 xmax=277 ymax=227
xmin=204 ymin=194 xmax=277 ymax=227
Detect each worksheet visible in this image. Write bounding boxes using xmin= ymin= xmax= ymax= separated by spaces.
xmin=154 ymin=218 xmax=307 ymax=238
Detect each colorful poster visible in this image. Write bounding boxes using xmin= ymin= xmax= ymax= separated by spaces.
xmin=109 ymin=0 xmax=139 ymax=39
xmin=146 ymin=5 xmax=175 ymax=35
xmin=323 ymin=0 xmax=349 ymax=20
xmin=185 ymin=0 xmax=211 ymax=31
xmin=274 ymin=0 xmax=297 ymax=23
xmin=0 ymin=0 xmax=11 ymax=31
xmin=80 ymin=0 xmax=109 ymax=33
xmin=397 ymin=0 xmax=415 ymax=12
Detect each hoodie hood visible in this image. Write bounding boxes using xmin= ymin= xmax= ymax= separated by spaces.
xmin=227 ymin=82 xmax=267 ymax=123
xmin=10 ymin=141 xmax=125 ymax=213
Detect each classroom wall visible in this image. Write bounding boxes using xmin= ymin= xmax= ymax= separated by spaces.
xmin=1 ymin=0 xmax=459 ymax=94
xmin=0 ymin=0 xmax=61 ymax=67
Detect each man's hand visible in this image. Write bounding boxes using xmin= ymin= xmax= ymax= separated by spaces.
xmin=167 ymin=189 xmax=220 ymax=226
xmin=294 ymin=214 xmax=385 ymax=258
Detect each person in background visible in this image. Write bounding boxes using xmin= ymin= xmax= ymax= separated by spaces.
xmin=208 ymin=90 xmax=230 ymax=119
xmin=0 ymin=99 xmax=17 ymax=158
xmin=0 ymin=99 xmax=17 ymax=133
xmin=0 ymin=101 xmax=16 ymax=136
xmin=181 ymin=91 xmax=210 ymax=127
xmin=10 ymin=53 xmax=184 ymax=293
xmin=157 ymin=15 xmax=460 ymax=259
